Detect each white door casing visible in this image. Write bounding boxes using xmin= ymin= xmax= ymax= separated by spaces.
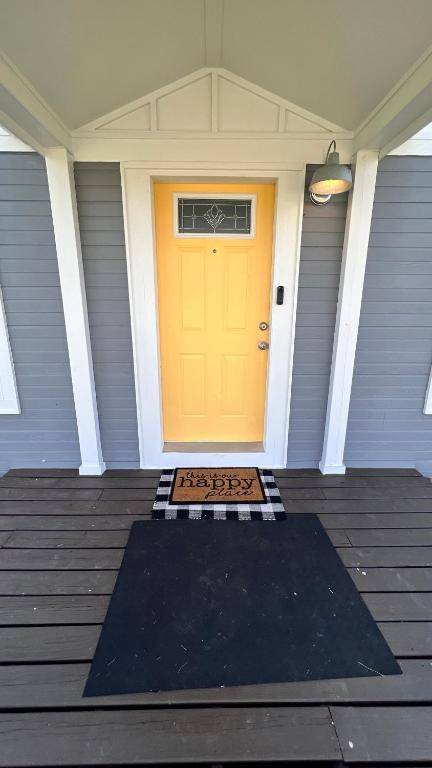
xmin=121 ymin=163 xmax=305 ymax=468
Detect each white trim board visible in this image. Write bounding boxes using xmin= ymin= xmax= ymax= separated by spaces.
xmin=391 ymin=138 xmax=432 ymax=155
xmin=0 ymin=283 xmax=20 ymax=414
xmin=319 ymin=150 xmax=379 ymax=475
xmin=354 ymin=43 xmax=432 ymax=156
xmin=45 ymin=147 xmax=105 ymax=476
xmin=120 ymin=164 xmax=305 ymax=469
xmin=72 ymin=138 xmax=354 ymax=166
xmin=0 ymin=49 xmax=71 ymax=152
xmin=0 ymin=126 xmax=33 ymax=152
xmin=424 ymin=367 xmax=432 ymax=415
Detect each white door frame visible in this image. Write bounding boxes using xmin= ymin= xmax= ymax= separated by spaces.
xmin=120 ymin=162 xmax=305 ymax=468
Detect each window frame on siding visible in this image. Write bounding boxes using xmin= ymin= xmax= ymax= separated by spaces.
xmin=424 ymin=367 xmax=432 ymax=415
xmin=0 ymin=283 xmax=20 ymax=414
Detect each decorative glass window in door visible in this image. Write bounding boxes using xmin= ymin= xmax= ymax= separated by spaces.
xmin=175 ymin=196 xmax=254 ymax=237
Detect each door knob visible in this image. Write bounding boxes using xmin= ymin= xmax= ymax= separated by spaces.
xmin=259 ymin=322 xmax=269 ymax=331
xmin=258 ymin=341 xmax=269 ymax=350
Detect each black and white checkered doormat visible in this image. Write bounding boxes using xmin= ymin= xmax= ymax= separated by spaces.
xmin=152 ymin=469 xmax=286 ymax=520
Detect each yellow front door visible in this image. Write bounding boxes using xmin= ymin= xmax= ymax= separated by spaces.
xmin=154 ymin=182 xmax=275 ymax=443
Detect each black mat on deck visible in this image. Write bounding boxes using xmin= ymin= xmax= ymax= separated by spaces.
xmin=83 ymin=517 xmax=401 ymax=697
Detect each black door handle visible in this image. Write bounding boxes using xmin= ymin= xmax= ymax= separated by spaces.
xmin=276 ymin=286 xmax=284 ymax=305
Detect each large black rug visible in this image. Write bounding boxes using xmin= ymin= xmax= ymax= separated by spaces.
xmin=84 ymin=516 xmax=401 ymax=697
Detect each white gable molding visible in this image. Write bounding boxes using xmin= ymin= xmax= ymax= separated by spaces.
xmin=0 ymin=48 xmax=71 ymax=152
xmin=0 ymin=125 xmax=33 ymax=152
xmin=355 ymin=43 xmax=432 ymax=157
xmin=320 ymin=150 xmax=379 ymax=475
xmin=76 ymin=68 xmax=351 ymax=141
xmin=391 ymin=121 xmax=432 ymax=155
xmin=0 ymin=283 xmax=20 ymax=414
xmin=45 ymin=147 xmax=105 ymax=476
xmin=71 ymin=68 xmax=353 ymax=164
xmin=391 ymin=137 xmax=432 ymax=155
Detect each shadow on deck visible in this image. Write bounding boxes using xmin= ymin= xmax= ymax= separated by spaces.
xmin=0 ymin=466 xmax=431 ymax=765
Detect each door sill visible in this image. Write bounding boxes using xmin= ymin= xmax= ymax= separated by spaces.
xmin=163 ymin=441 xmax=264 ymax=454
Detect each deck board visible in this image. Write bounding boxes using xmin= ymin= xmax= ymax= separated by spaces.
xmin=0 ymin=621 xmax=428 ymax=662
xmin=0 ymin=528 xmax=350 ymax=548
xmin=1 ymin=474 xmax=430 ymax=488
xmin=0 ymin=513 xmax=152 ymax=530
xmin=0 ymin=707 xmax=341 ymax=766
xmin=331 ymin=705 xmax=432 ymax=762
xmin=348 ymin=567 xmax=432 ymax=592
xmin=343 ymin=528 xmax=432 ymax=546
xmin=0 ymin=570 xmax=117 ymax=595
xmin=0 ymin=467 xmax=431 ymax=765
xmin=0 ymin=547 xmax=122 ymax=569
xmin=0 ymin=592 xmax=430 ymax=625
xmin=0 ymin=659 xmax=428 ymax=709
xmin=338 ymin=546 xmax=432 ymax=567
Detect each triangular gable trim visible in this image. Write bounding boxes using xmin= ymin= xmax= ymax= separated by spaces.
xmin=76 ymin=68 xmax=351 ymax=138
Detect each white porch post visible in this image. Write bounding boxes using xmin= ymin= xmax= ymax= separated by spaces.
xmin=45 ymin=147 xmax=105 ymax=476
xmin=319 ymin=150 xmax=379 ymax=475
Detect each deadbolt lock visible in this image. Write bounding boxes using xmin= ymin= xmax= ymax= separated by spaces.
xmin=259 ymin=321 xmax=269 ymax=331
xmin=258 ymin=341 xmax=269 ymax=350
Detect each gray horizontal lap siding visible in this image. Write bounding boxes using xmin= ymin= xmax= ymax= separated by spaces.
xmin=287 ymin=168 xmax=348 ymax=467
xmin=73 ymin=163 xmax=348 ymax=470
xmin=0 ymin=152 xmax=79 ymax=471
xmin=74 ymin=162 xmax=140 ymax=469
xmin=77 ymin=163 xmax=345 ymax=470
xmin=345 ymin=155 xmax=432 ymax=473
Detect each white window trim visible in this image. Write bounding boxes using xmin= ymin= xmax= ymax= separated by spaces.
xmin=424 ymin=367 xmax=432 ymax=414
xmin=0 ymin=283 xmax=20 ymax=414
xmin=173 ymin=193 xmax=256 ymax=239
xmin=120 ymin=163 xmax=305 ymax=469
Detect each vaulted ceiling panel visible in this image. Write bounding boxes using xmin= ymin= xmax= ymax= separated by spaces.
xmin=0 ymin=0 xmax=205 ymax=129
xmin=222 ymin=0 xmax=432 ymax=130
xmin=1 ymin=0 xmax=432 ymax=134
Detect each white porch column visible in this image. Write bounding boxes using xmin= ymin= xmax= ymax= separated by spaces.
xmin=45 ymin=147 xmax=105 ymax=476
xmin=319 ymin=150 xmax=379 ymax=475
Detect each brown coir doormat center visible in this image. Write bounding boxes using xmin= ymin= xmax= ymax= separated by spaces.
xmin=169 ymin=467 xmax=266 ymax=505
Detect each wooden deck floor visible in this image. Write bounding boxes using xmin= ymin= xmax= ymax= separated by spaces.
xmin=0 ymin=467 xmax=432 ymax=766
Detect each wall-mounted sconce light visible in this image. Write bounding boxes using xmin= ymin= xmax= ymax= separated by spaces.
xmin=309 ymin=140 xmax=352 ymax=205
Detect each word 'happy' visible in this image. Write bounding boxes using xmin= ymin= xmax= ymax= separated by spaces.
xmin=177 ymin=471 xmax=256 ymax=498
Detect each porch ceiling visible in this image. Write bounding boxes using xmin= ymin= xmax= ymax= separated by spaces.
xmin=1 ymin=0 xmax=432 ymax=133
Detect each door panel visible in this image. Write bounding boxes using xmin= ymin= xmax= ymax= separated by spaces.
xmin=154 ymin=182 xmax=275 ymax=442
xmin=179 ymin=247 xmax=205 ymax=330
xmin=180 ymin=354 xmax=206 ymax=416
xmin=221 ymin=355 xmax=247 ymax=415
xmin=224 ymin=247 xmax=249 ymax=329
